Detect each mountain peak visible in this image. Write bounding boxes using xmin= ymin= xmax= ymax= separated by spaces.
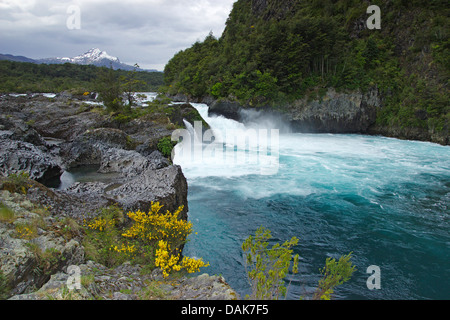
xmin=74 ymin=48 xmax=120 ymax=64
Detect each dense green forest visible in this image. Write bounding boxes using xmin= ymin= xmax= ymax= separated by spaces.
xmin=0 ymin=60 xmax=164 ymax=94
xmin=164 ymin=0 xmax=449 ymax=136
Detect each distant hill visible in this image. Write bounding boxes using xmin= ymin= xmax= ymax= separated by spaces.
xmin=0 ymin=54 xmax=36 ymax=63
xmin=0 ymin=48 xmax=159 ymax=72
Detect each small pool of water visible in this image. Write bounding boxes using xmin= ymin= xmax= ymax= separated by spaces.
xmin=50 ymin=165 xmax=122 ymax=190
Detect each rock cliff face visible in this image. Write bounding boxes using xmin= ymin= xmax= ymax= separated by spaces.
xmin=285 ymin=87 xmax=382 ymax=133
xmin=205 ymin=87 xmax=448 ymax=145
xmin=207 ymin=87 xmax=383 ymax=134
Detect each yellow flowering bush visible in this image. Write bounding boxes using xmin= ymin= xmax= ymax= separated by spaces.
xmin=122 ymin=202 xmax=191 ymax=249
xmin=82 ymin=206 xmax=126 ymax=267
xmin=155 ymin=240 xmax=209 ymax=278
xmin=182 ymin=256 xmax=209 ymax=273
xmin=83 ymin=203 xmax=209 ymax=277
xmin=155 ymin=240 xmax=182 ymax=278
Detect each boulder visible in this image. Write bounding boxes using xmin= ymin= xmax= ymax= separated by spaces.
xmin=106 ymin=165 xmax=188 ymax=219
xmin=0 ymin=139 xmax=63 ymax=185
xmin=208 ymin=99 xmax=242 ymax=121
xmin=81 ymin=128 xmax=132 ymax=150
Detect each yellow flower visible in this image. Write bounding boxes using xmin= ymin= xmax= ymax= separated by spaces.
xmin=85 ymin=217 xmax=114 ymax=232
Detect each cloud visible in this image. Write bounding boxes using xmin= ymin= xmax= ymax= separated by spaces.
xmin=0 ymin=0 xmax=236 ymax=70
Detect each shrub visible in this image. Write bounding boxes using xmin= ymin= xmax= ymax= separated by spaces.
xmin=313 ymin=253 xmax=356 ymax=300
xmin=119 ymin=202 xmax=209 ymax=277
xmin=242 ymin=226 xmax=355 ymax=300
xmin=154 ymin=239 xmax=209 ymax=278
xmin=157 ymin=137 xmax=177 ymax=158
xmin=82 ymin=205 xmax=127 ymax=267
xmin=242 ymin=226 xmax=299 ymax=300
xmin=0 ymin=171 xmax=32 ymax=195
xmin=83 ymin=202 xmax=209 ymax=278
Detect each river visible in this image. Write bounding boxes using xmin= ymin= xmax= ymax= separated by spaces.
xmin=174 ymin=103 xmax=450 ymax=300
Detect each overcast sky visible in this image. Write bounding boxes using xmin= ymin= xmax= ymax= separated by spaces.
xmin=0 ymin=0 xmax=236 ymax=71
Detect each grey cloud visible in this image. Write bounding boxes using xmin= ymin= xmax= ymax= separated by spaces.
xmin=0 ymin=0 xmax=235 ymax=70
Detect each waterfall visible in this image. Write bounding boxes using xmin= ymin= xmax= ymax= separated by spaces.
xmin=173 ymin=104 xmax=280 ymax=177
xmin=182 ymin=119 xmax=201 ymax=143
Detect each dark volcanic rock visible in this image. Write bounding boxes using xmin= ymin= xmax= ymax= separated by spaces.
xmin=0 ymin=139 xmax=63 ymax=185
xmin=208 ymin=100 xmax=243 ymax=121
xmin=0 ymin=117 xmax=47 ymax=147
xmin=107 ymin=165 xmax=188 ymax=219
xmin=0 ymin=95 xmax=190 ymax=219
xmin=207 ymin=88 xmax=382 ymax=134
xmin=25 ymin=180 xmax=113 ymax=220
xmin=169 ymin=103 xmax=210 ymax=129
xmin=81 ymin=128 xmax=131 ymax=150
xmin=285 ymin=88 xmax=382 ymax=133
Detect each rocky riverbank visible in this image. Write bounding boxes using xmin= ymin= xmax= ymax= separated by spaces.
xmin=0 ymin=93 xmax=237 ymax=300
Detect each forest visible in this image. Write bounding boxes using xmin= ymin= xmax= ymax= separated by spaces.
xmin=163 ymin=0 xmax=449 ymax=136
xmin=0 ymin=60 xmax=164 ymax=94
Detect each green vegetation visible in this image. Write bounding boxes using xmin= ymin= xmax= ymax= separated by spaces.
xmin=313 ymin=253 xmax=356 ymax=300
xmin=242 ymin=226 xmax=355 ymax=300
xmin=0 ymin=60 xmax=163 ymax=94
xmin=0 ymin=171 xmax=33 ymax=195
xmin=242 ymin=226 xmax=299 ymax=300
xmin=95 ymin=64 xmax=148 ymax=113
xmin=82 ymin=203 xmax=208 ymax=278
xmin=164 ymin=0 xmax=449 ymax=136
xmin=0 ymin=202 xmax=15 ymax=223
xmin=26 ymin=243 xmax=64 ymax=277
xmin=157 ymin=137 xmax=177 ymax=159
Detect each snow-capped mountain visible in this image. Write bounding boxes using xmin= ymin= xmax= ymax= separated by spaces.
xmin=63 ymin=48 xmax=120 ymax=64
xmin=38 ymin=48 xmax=141 ymax=71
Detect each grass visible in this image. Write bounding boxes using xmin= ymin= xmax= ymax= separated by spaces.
xmin=0 ymin=203 xmax=15 ymax=223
